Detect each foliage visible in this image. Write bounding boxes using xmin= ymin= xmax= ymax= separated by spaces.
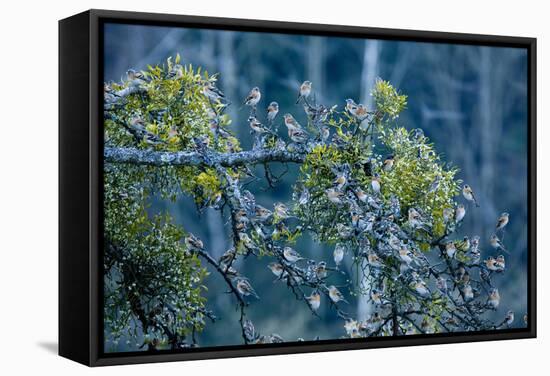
xmin=103 ymin=54 xmax=515 ymax=350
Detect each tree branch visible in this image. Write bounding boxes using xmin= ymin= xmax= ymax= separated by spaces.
xmin=104 ymin=146 xmax=307 ymax=168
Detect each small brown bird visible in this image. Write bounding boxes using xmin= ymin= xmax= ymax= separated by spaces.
xmin=219 ymin=248 xmax=237 ymax=266
xmin=490 ymin=234 xmax=508 ymax=254
xmin=283 ymin=246 xmax=303 ymax=263
xmin=495 ymin=255 xmax=506 ymax=271
xmin=382 ymin=155 xmax=395 ymax=172
xmin=345 ymin=99 xmax=369 ymax=121
xmin=315 ymin=261 xmax=328 ymax=279
xmin=462 ymin=184 xmax=480 ymax=207
xmin=266 ymin=101 xmax=279 ymax=123
xmin=371 ymin=174 xmax=381 ymax=194
xmin=487 ymin=288 xmax=500 ymax=309
xmin=367 ymin=252 xmax=383 ymax=268
xmin=274 ymin=202 xmax=290 ymax=219
xmin=126 ymin=69 xmax=147 ymax=87
xmin=288 ymin=127 xmax=309 ymax=143
xmin=484 ymin=256 xmax=499 ymax=272
xmin=333 ymin=244 xmax=345 ymax=266
xmin=442 ymin=207 xmax=454 ymax=223
xmin=333 ymin=171 xmax=347 ymax=190
xmin=243 ymin=87 xmax=261 ymax=107
xmin=455 ymin=204 xmax=466 ymax=222
xmin=328 ymin=285 xmax=348 ymax=304
xmin=235 ymin=278 xmax=259 ymax=299
xmin=267 ymin=262 xmax=284 ymax=278
xmin=296 ymin=81 xmax=312 ymax=104
xmin=503 ymin=310 xmax=515 ymax=327
xmin=202 ymin=82 xmax=226 ymax=103
xmin=185 ymin=233 xmax=204 ymax=250
xmin=445 ymin=242 xmax=457 ymax=259
xmin=283 ymin=113 xmax=302 ymax=130
xmin=320 ymin=125 xmax=330 ymax=142
xmin=326 ymin=188 xmax=344 ymax=204
xmin=496 ymin=212 xmax=509 ymax=231
xmin=306 ymin=291 xmax=321 ymax=311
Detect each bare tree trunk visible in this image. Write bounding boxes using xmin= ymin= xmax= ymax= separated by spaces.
xmin=357 ymin=39 xmax=380 ymax=322
xmin=307 ymin=36 xmax=325 ymax=103
xmin=218 ymin=32 xmax=240 ymax=138
xmin=206 ymin=208 xmax=226 ymax=259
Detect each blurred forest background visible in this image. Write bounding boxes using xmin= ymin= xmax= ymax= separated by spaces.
xmin=103 ymin=23 xmax=528 ymax=349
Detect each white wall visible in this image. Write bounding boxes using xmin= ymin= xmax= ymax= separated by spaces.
xmin=0 ymin=0 xmax=546 ymax=374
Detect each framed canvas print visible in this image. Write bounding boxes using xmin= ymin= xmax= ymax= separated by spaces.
xmin=59 ymin=9 xmax=537 ymax=366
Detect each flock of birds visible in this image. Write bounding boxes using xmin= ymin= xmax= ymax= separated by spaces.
xmin=106 ymin=65 xmax=523 ymax=339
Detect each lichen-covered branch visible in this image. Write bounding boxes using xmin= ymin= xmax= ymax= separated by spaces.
xmin=104 ymin=146 xmax=307 ymax=168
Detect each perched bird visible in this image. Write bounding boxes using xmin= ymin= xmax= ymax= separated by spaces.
xmin=219 ymin=248 xmax=237 ymax=266
xmin=234 ymin=208 xmax=249 ymax=224
xmin=283 ymin=246 xmax=303 ymax=263
xmin=336 ymin=223 xmax=353 ymax=239
xmin=126 ymin=69 xmax=147 ymax=87
xmin=296 ymin=81 xmax=312 ymax=104
xmin=408 ymin=208 xmax=428 ymax=229
xmin=495 ymin=255 xmax=506 ymax=272
xmin=248 ymin=116 xmax=270 ymax=134
xmin=428 ymin=175 xmax=441 ymax=193
xmin=104 ymin=83 xmax=119 ymax=103
xmin=502 ymin=310 xmax=515 ymax=327
xmin=333 ymin=244 xmax=345 ymax=266
xmin=333 ymin=170 xmax=348 ymax=189
xmin=355 ymin=188 xmax=368 ymax=203
xmin=471 ymin=235 xmax=480 ymax=253
xmin=315 ymin=261 xmax=328 ymax=279
xmin=320 ymin=125 xmax=330 ymax=142
xmin=326 ymin=188 xmax=345 ymax=204
xmin=462 ymin=184 xmax=480 ymax=207
xmin=274 ymin=202 xmax=290 ymax=219
xmin=267 ymin=262 xmax=285 ymax=278
xmin=382 ymin=155 xmax=395 ymax=172
xmin=455 ymin=204 xmax=466 ymax=222
xmin=456 ymin=236 xmax=471 ymax=252
xmin=371 ymin=174 xmax=381 ymax=194
xmin=328 ymin=285 xmax=348 ymax=304
xmin=345 ymin=99 xmax=369 ymax=121
xmin=306 ymin=291 xmax=321 ymax=311
xmin=266 ymin=101 xmax=279 ymax=123
xmin=243 ymin=319 xmax=257 ymax=343
xmin=167 ymin=63 xmax=184 ymax=80
xmin=185 ymin=234 xmax=204 ymax=250
xmin=288 ymin=127 xmax=309 ymax=143
xmin=235 ymin=278 xmax=259 ymax=299
xmin=484 ymin=256 xmax=499 ymax=272
xmin=126 ymin=116 xmax=164 ymax=145
xmin=370 ymin=289 xmax=382 ymax=305
xmin=462 ymin=283 xmax=474 ymax=301
xmin=490 ymin=234 xmax=508 ymax=254
xmin=202 ymin=82 xmax=226 ymax=103
xmin=496 ymin=212 xmax=510 ymax=231
xmin=254 ymin=205 xmax=272 ymax=222
xmin=445 ymin=242 xmax=457 ymax=259
xmin=470 ymin=247 xmax=481 ymax=265
xmin=442 ymin=207 xmax=454 ymax=223
xmin=283 ymin=113 xmax=302 ymax=130
xmin=243 ymin=87 xmax=261 ymax=107
xmin=399 ymin=248 xmax=414 ymax=265
xmin=486 ymin=288 xmax=501 ymax=310
xmin=367 ymin=252 xmax=383 ymax=268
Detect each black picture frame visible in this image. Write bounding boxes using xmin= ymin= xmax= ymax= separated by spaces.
xmin=59 ymin=9 xmax=537 ymax=367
